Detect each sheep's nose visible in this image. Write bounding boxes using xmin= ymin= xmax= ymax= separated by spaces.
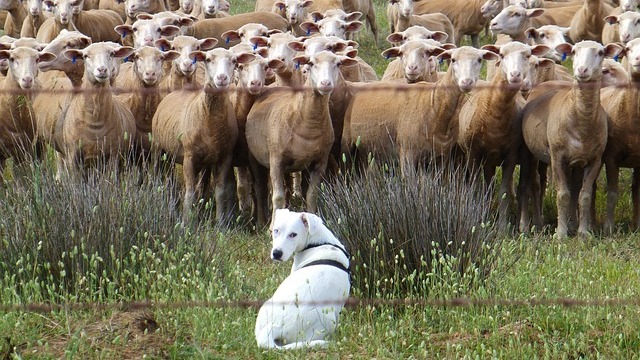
xmin=407 ymin=64 xmax=418 ymax=71
xmin=96 ymin=66 xmax=108 ymax=74
xmin=217 ymin=74 xmax=229 ymax=81
xmin=576 ymin=66 xmax=588 ymax=75
xmin=510 ymin=71 xmax=521 ymax=79
xmin=271 ymin=249 xmax=283 ymax=260
xmin=145 ymin=70 xmax=156 ymax=77
xmin=22 ymin=76 xmax=33 ymax=85
xmin=320 ymin=80 xmax=331 ymax=87
xmin=250 ymin=80 xmax=261 ymax=87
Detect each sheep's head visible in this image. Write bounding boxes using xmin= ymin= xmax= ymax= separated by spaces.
xmin=201 ymin=0 xmax=230 ymax=16
xmin=605 ymin=11 xmax=640 ymax=45
xmin=156 ymin=36 xmax=217 ymax=78
xmin=251 ymin=32 xmax=299 ymax=74
xmin=64 ymin=43 xmax=134 ymax=85
xmin=190 ymin=47 xmax=254 ymax=90
xmin=39 ymin=30 xmax=92 ymax=72
xmin=293 ymin=50 xmax=358 ymax=95
xmin=482 ymin=42 xmax=549 ymax=86
xmin=115 ymin=19 xmax=181 ymax=49
xmin=382 ymin=39 xmax=446 ymax=83
xmin=525 ymin=25 xmax=570 ymax=63
xmin=389 ymin=0 xmax=416 ymax=18
xmin=622 ymin=38 xmax=640 ymax=77
xmin=490 ymin=5 xmax=544 ymax=38
xmin=274 ymin=0 xmax=313 ymax=25
xmin=0 ymin=47 xmax=56 ymax=89
xmin=300 ymin=17 xmax=363 ymax=40
xmin=480 ymin=0 xmax=503 ymax=18
xmin=44 ymin=0 xmax=82 ymax=25
xmin=601 ymin=58 xmax=629 ymax=87
xmin=221 ymin=23 xmax=271 ymax=46
xmin=438 ymin=46 xmax=499 ymax=92
xmin=25 ymin=0 xmax=44 ymax=16
xmin=620 ymin=0 xmax=640 ymax=12
xmin=387 ymin=25 xmax=449 ymax=44
xmin=132 ymin=46 xmax=179 ymax=86
xmin=557 ymin=41 xmax=622 ymax=83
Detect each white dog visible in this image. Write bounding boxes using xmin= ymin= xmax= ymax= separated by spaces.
xmin=255 ymin=209 xmax=351 ymax=349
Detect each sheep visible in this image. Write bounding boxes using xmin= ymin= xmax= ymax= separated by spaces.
xmin=300 ymin=12 xmax=364 ymax=40
xmin=114 ymin=17 xmax=182 ymax=49
xmin=220 ymin=23 xmax=282 ymax=47
xmin=20 ymin=0 xmax=52 ymax=38
xmin=56 ymin=42 xmax=137 ymax=171
xmin=198 ymin=0 xmax=230 ymax=18
xmin=98 ymin=0 xmax=126 ymax=22
xmin=245 ymin=50 xmax=358 ymax=226
xmin=0 ymin=46 xmax=56 ymax=176
xmin=601 ymin=58 xmax=629 ymax=87
xmin=183 ymin=12 xmax=289 ymax=49
xmin=114 ymin=46 xmax=179 ymax=158
xmin=381 ymin=39 xmax=449 ymax=83
xmin=256 ymin=0 xmax=344 ymax=14
xmin=489 ymin=5 xmax=545 ymax=43
xmin=271 ymin=0 xmax=314 ymax=36
xmin=154 ymin=35 xmax=217 ymax=90
xmin=343 ymin=46 xmax=499 ymax=176
xmin=524 ymin=25 xmax=570 ymax=62
xmin=569 ymin=0 xmax=614 ymax=43
xmin=38 ymin=0 xmax=124 ymax=43
xmin=388 ymin=0 xmax=488 ymax=47
xmin=603 ymin=11 xmax=640 ymax=45
xmin=123 ymin=0 xmax=166 ymax=23
xmin=620 ymin=0 xmax=640 ymax=11
xmin=33 ymin=30 xmax=92 ymax=148
xmin=341 ymin=0 xmax=378 ymax=42
xmin=250 ymin=32 xmax=304 ymax=87
xmin=600 ymin=38 xmax=640 ymax=233
xmin=387 ymin=2 xmax=456 ymax=40
xmin=386 ymin=25 xmax=450 ymax=44
xmin=0 ymin=0 xmax=28 ymax=38
xmin=456 ymin=42 xmax=550 ymax=230
xmin=520 ymin=41 xmax=621 ymax=238
xmin=152 ymin=46 xmax=255 ymax=223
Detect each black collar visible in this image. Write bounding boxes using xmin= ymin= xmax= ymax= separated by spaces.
xmin=302 ymin=242 xmax=350 ymax=260
xmin=300 ymin=243 xmax=351 ymax=275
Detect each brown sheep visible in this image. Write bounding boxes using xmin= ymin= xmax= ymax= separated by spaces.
xmin=569 ymin=0 xmax=614 ymax=43
xmin=0 ymin=0 xmax=28 ymax=38
xmin=20 ymin=0 xmax=52 ymax=38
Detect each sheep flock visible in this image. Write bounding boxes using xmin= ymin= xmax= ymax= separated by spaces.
xmin=0 ymin=0 xmax=638 ymax=238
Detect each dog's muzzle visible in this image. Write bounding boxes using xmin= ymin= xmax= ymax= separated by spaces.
xmin=271 ymin=249 xmax=283 ymax=260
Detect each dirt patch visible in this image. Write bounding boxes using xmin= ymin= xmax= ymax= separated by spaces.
xmin=26 ymin=311 xmax=173 ymax=359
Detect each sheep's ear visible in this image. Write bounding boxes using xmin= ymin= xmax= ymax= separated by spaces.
xmin=604 ymin=43 xmax=622 ymax=59
xmin=274 ymin=1 xmax=285 ymax=10
xmin=343 ymin=48 xmax=358 ymax=58
xmin=114 ymin=46 xmax=135 ymax=59
xmin=114 ymin=24 xmax=133 ymax=38
xmin=531 ymin=44 xmax=550 ymax=57
xmin=524 ymin=27 xmax=537 ymax=39
xmin=188 ymin=51 xmax=206 ymax=62
xmin=345 ymin=11 xmax=362 ymax=22
xmin=63 ymin=49 xmax=83 ymax=61
xmin=0 ymin=43 xmax=11 ymax=51
xmin=537 ymin=58 xmax=555 ymax=68
xmin=436 ymin=49 xmax=453 ymax=62
xmin=554 ymin=42 xmax=573 ymax=58
xmin=346 ymin=21 xmax=364 ymax=33
xmin=430 ymin=31 xmax=448 ymax=43
xmin=381 ymin=47 xmax=402 ymax=59
xmin=561 ymin=27 xmax=570 ymax=38
xmin=198 ymin=37 xmax=218 ymax=50
xmin=481 ymin=50 xmax=499 ymax=61
xmin=268 ymin=58 xmax=285 ymax=69
xmin=481 ymin=44 xmax=500 ymax=55
xmin=249 ymin=36 xmax=269 ymax=47
xmin=0 ymin=50 xmax=10 ymax=60
xmin=255 ymin=47 xmax=269 ymax=58
xmin=136 ymin=13 xmax=153 ymax=20
xmin=267 ymin=29 xmax=283 ymax=35
xmin=526 ymin=8 xmax=545 ymax=18
xmin=288 ymin=41 xmax=305 ymax=52
xmin=235 ymin=52 xmax=256 ymax=64
xmin=329 ymin=42 xmax=349 ymax=53
xmin=155 ymin=38 xmax=172 ymax=51
xmin=299 ymin=21 xmax=320 ymax=34
xmin=310 ymin=11 xmax=324 ymax=22
xmin=301 ymin=0 xmax=314 ymax=8
xmin=386 ymin=32 xmax=405 ymax=44
xmin=176 ymin=17 xmax=195 ymax=28
xmin=43 ymin=0 xmax=55 ymax=9
xmin=37 ymin=52 xmax=56 ymax=63
xmin=159 ymin=25 xmax=181 ymax=37
xmin=440 ymin=43 xmax=456 ymax=50
xmin=300 ymin=213 xmax=323 ymax=235
xmin=292 ymin=54 xmax=311 ymax=65
xmin=339 ymin=55 xmax=359 ymax=67
xmin=346 ymin=40 xmax=358 ymax=48
xmin=162 ymin=50 xmax=180 ymax=61
xmin=221 ymin=30 xmax=241 ymax=43
xmin=604 ymin=15 xmax=619 ymax=25
xmin=427 ymin=46 xmax=446 ymax=57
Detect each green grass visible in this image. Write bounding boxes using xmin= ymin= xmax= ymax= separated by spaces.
xmin=1 ymin=2 xmax=639 ymax=359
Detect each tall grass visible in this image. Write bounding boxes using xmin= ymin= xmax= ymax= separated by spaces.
xmin=319 ymin=163 xmax=502 ymax=299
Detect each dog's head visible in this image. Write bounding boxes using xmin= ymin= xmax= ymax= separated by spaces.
xmin=270 ymin=209 xmax=324 ymax=261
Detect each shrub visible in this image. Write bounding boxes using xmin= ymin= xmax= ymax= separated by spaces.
xmin=319 ymin=163 xmax=501 ymax=299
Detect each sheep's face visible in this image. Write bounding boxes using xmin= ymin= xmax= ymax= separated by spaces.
xmin=0 ymin=47 xmax=55 ymax=89
xmin=625 ymin=38 xmax=640 ymax=75
xmin=275 ymin=0 xmax=312 ymax=25
xmin=440 ymin=46 xmax=499 ymax=92
xmin=394 ymin=0 xmax=416 ymax=18
xmin=564 ymin=41 xmax=621 ymax=82
xmin=237 ymin=24 xmax=269 ymax=44
xmin=399 ymin=41 xmax=444 ymax=82
xmin=621 ymin=0 xmax=640 ymax=12
xmin=132 ymin=47 xmax=176 ymax=86
xmin=25 ymin=0 xmax=44 ymax=16
xmin=314 ymin=18 xmax=363 ymax=39
xmin=480 ymin=0 xmax=502 ymax=18
xmin=194 ymin=48 xmax=255 ymax=90
xmin=117 ymin=20 xmax=181 ymax=49
xmin=125 ymin=0 xmax=157 ymax=19
xmin=66 ymin=44 xmax=133 ymax=85
xmin=601 ymin=59 xmax=628 ymax=87
xmin=179 ymin=0 xmax=194 ymax=13
xmin=492 ymin=42 xmax=544 ymax=86
xmin=166 ymin=36 xmax=216 ymax=78
xmin=525 ymin=25 xmax=569 ymax=63
xmin=295 ymin=50 xmax=357 ymax=95
xmin=616 ymin=12 xmax=640 ymax=45
xmin=45 ymin=0 xmax=81 ymax=25
xmin=390 ymin=26 xmax=448 ymax=43
xmin=264 ymin=33 xmax=298 ymax=73
xmin=490 ymin=5 xmax=543 ymax=38
xmin=39 ymin=30 xmax=91 ymax=71
xmin=201 ymin=0 xmax=225 ymax=15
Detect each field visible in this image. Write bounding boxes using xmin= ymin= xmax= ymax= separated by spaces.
xmin=2 ymin=0 xmax=640 ymax=359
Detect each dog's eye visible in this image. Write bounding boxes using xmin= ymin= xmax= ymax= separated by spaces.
xmin=288 ymin=232 xmax=297 ymax=238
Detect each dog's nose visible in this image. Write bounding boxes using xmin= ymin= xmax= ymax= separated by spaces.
xmin=271 ymin=249 xmax=283 ymax=260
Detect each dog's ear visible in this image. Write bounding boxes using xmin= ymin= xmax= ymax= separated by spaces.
xmin=300 ymin=213 xmax=323 ymax=235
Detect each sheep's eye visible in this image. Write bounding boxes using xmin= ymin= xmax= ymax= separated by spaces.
xmin=273 ymin=228 xmax=279 ymax=235
xmin=132 ymin=27 xmax=138 ymax=32
xmin=602 ymin=69 xmax=610 ymax=74
xmin=156 ymin=28 xmax=161 ymax=33
xmin=451 ymin=58 xmax=456 ymax=63
xmin=477 ymin=58 xmax=482 ymax=63
xmin=539 ymin=33 xmax=545 ymax=39
xmin=598 ymin=50 xmax=604 ymax=56
xmin=9 ymin=58 xmax=14 ymax=62
xmin=288 ymin=232 xmax=297 ymax=238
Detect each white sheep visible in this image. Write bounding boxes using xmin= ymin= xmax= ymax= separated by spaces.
xmin=601 ymin=58 xmax=629 ymax=87
xmin=20 ymin=0 xmax=51 ymax=38
xmin=152 ymin=46 xmax=255 ymax=223
xmin=38 ymin=0 xmax=124 ymax=43
xmin=56 ymin=42 xmax=137 ymax=171
xmin=521 ymin=40 xmax=621 ymax=238
xmin=154 ymin=35 xmax=217 ymax=90
xmin=114 ymin=17 xmax=181 ymax=49
xmin=381 ymin=39 xmax=449 ymax=83
xmin=300 ymin=11 xmax=364 ymax=40
xmin=341 ymin=0 xmax=378 ymax=42
xmin=603 ymin=11 xmax=640 ymax=45
xmin=524 ymin=24 xmax=570 ymax=62
xmin=123 ymin=0 xmax=166 ymax=22
xmin=569 ymin=0 xmax=614 ymax=43
xmin=272 ymin=0 xmax=314 ymax=36
xmin=245 ymin=51 xmax=358 ymax=226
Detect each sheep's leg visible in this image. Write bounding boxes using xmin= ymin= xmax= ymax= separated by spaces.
xmin=214 ymin=155 xmax=234 ymax=224
xmin=498 ymin=155 xmax=517 ymax=231
xmin=532 ymin=161 xmax=547 ymax=230
xmin=517 ymin=150 xmax=532 ymax=233
xmin=604 ymin=161 xmax=619 ymax=234
xmin=235 ymin=166 xmax=253 ymax=213
xmin=182 ymin=155 xmax=198 ymax=223
xmin=470 ymin=34 xmax=480 ymax=49
xmin=305 ymin=160 xmax=328 ymax=213
xmin=249 ymin=155 xmax=270 ymax=227
xmin=269 ymin=160 xmax=287 ymax=220
xmin=367 ymin=4 xmax=379 ymax=44
xmin=552 ymin=157 xmax=570 ymax=239
xmin=578 ymin=160 xmax=602 ymax=237
xmin=633 ymin=168 xmax=640 ymax=230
